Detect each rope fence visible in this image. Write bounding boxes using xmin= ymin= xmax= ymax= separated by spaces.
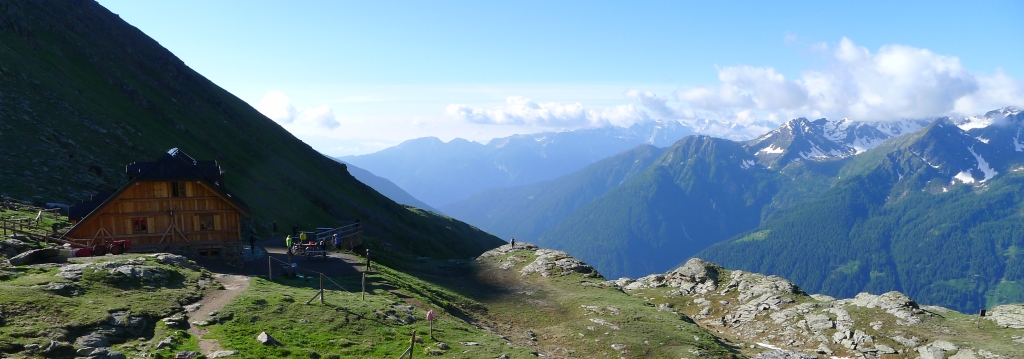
xmin=266 ymin=255 xmax=370 ymax=303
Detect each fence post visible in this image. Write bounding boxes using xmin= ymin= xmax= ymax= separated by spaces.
xmin=268 ymin=256 xmax=272 ymax=281
xmin=320 ymin=273 xmax=325 ymax=304
xmin=403 ymin=331 xmax=411 ymax=359
xmin=361 ymin=272 xmax=366 ymax=301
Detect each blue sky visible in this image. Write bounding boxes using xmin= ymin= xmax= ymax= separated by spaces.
xmin=98 ymin=0 xmax=1024 ymax=156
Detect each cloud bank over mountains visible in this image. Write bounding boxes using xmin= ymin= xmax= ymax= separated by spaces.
xmin=447 ymin=38 xmax=1023 ymax=138
xmin=256 ymin=91 xmax=341 ymax=129
xmin=445 ymin=96 xmax=650 ymax=128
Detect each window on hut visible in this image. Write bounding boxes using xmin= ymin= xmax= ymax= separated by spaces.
xmin=132 ymin=218 xmax=148 ymax=233
xmin=199 ymin=215 xmax=214 ymax=231
xmin=171 ymin=182 xmax=186 ymax=197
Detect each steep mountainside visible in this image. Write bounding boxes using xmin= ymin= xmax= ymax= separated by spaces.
xmin=340 ymin=121 xmax=693 ymax=207
xmin=441 ymin=144 xmax=666 ymax=242
xmin=537 ymin=136 xmax=779 ymax=279
xmin=0 ymin=0 xmax=502 ymax=258
xmin=700 ymin=112 xmax=1024 ymax=312
xmin=336 ymin=160 xmax=440 ymax=213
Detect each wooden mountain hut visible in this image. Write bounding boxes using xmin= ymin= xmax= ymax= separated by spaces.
xmin=64 ymin=148 xmax=251 ymax=264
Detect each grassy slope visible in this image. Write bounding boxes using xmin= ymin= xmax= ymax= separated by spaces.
xmin=0 ymin=253 xmax=210 ymax=357
xmin=0 ymin=0 xmax=501 ymax=259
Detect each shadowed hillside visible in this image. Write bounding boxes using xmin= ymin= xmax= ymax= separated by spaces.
xmin=0 ymin=0 xmax=502 ymax=259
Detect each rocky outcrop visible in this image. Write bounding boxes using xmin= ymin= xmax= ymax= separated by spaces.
xmin=479 ymin=243 xmax=601 ymax=278
xmin=840 ymin=291 xmax=924 ymax=325
xmin=985 ymin=304 xmax=1024 ymax=328
xmin=477 ymin=243 xmax=539 ymax=259
xmin=616 ymin=258 xmax=722 ymax=294
xmin=519 ymin=249 xmax=601 ymax=278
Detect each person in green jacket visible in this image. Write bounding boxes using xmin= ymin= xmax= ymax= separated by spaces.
xmin=285 ymin=235 xmax=293 ymax=255
xmin=299 ymin=231 xmax=307 ymax=243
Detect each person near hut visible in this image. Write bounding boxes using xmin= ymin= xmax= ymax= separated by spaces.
xmin=249 ymin=234 xmax=257 ymax=254
xmin=333 ymin=233 xmax=340 ymax=251
xmin=299 ymin=231 xmax=307 ymax=244
xmin=285 ymin=235 xmax=293 ymax=255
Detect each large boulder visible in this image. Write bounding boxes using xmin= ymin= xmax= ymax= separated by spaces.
xmin=107 ymin=265 xmax=169 ymax=286
xmin=8 ymin=247 xmax=60 ymax=265
xmin=843 ymin=291 xmax=923 ymax=325
xmin=985 ymin=304 xmax=1024 ymax=328
xmin=623 ymin=258 xmax=722 ymax=294
xmin=519 ymin=249 xmax=601 ymax=278
xmin=55 ymin=263 xmax=92 ymax=281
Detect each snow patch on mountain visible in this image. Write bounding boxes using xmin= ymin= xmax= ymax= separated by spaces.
xmin=953 ymin=171 xmax=976 ymax=184
xmin=1015 ymin=129 xmax=1024 ymax=152
xmin=957 ymin=116 xmax=994 ymax=131
xmin=758 ymin=145 xmax=785 ymax=154
xmin=968 ymin=147 xmax=998 ymax=182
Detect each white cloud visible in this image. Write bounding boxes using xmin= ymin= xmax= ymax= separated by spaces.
xmin=662 ymin=37 xmax=1023 ymax=123
xmin=446 ymin=96 xmax=650 ymax=128
xmin=256 ymin=91 xmax=340 ymax=129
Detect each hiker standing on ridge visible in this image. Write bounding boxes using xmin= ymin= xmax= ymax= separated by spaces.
xmin=510 ymin=237 xmax=515 ymax=248
xmin=365 ymin=249 xmax=371 ymax=271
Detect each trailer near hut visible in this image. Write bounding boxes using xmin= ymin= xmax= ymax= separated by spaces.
xmin=63 ymin=148 xmax=251 ymax=264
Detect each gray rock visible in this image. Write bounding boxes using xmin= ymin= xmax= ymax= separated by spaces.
xmin=435 ymin=342 xmax=449 ymax=350
xmin=162 ymin=316 xmax=187 ymax=329
xmin=86 ymin=348 xmax=127 ymax=359
xmin=42 ymin=340 xmax=72 ymax=355
xmin=890 ymin=335 xmax=920 ymax=347
xmin=8 ymin=247 xmax=60 ymax=266
xmin=43 ymin=281 xmax=82 ymax=296
xmin=75 ymin=333 xmax=110 ymax=348
xmin=150 ymin=253 xmax=193 ymax=268
xmin=108 ymin=265 xmax=169 ymax=284
xmin=23 ymin=343 xmax=39 ymax=351
xmin=476 ymin=243 xmax=539 ymax=259
xmin=844 ymin=291 xmax=924 ymax=325
xmin=918 ymin=340 xmax=958 ymax=359
xmin=519 ymin=249 xmax=601 ymax=278
xmin=156 ymin=336 xmax=176 ymax=349
xmin=752 ymin=349 xmax=817 ymax=359
xmin=175 ymin=351 xmax=202 ymax=359
xmin=257 ymin=331 xmax=277 ymax=345
xmin=207 ymin=350 xmax=240 ymax=358
xmin=624 ymin=258 xmax=722 ymax=294
xmin=56 ymin=263 xmax=91 ymax=281
xmin=985 ymin=304 xmax=1024 ymax=328
xmin=804 ymin=313 xmax=833 ymax=331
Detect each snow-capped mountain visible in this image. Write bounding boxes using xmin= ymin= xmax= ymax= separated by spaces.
xmin=744 ymin=117 xmax=931 ymax=168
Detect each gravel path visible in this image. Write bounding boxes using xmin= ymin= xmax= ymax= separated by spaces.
xmin=186 ymin=274 xmax=250 ymax=355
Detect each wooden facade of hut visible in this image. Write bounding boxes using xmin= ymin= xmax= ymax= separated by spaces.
xmin=64 ymin=148 xmax=251 ymax=264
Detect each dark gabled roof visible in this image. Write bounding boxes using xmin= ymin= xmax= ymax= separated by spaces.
xmin=127 ymin=148 xmax=224 ymax=183
xmin=67 ymin=192 xmax=114 ymax=221
xmin=65 ymin=148 xmax=251 ymax=225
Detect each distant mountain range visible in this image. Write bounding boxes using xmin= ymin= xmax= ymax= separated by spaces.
xmin=440 ymin=109 xmax=1024 ymax=312
xmin=339 ymin=121 xmax=693 ymax=207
